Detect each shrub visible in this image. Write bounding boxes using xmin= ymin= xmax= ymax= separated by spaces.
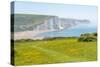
xmin=78 ymin=33 xmax=97 ymax=42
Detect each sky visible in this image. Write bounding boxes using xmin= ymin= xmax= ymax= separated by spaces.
xmin=12 ymin=1 xmax=97 ymax=26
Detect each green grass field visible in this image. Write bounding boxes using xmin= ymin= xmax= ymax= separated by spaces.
xmin=13 ymin=38 xmax=97 ymax=66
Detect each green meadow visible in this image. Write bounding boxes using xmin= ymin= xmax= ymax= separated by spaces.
xmin=13 ymin=37 xmax=97 ymax=66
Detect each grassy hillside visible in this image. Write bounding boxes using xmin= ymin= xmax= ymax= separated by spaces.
xmin=12 ymin=38 xmax=97 ymax=66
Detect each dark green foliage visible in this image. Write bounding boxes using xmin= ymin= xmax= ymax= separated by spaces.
xmin=93 ymin=33 xmax=97 ymax=36
xmin=78 ymin=33 xmax=97 ymax=42
xmin=15 ymin=39 xmax=34 ymax=42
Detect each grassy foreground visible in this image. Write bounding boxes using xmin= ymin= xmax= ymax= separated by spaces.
xmin=13 ymin=38 xmax=97 ymax=66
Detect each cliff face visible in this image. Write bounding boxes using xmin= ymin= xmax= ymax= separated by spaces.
xmin=11 ymin=14 xmax=90 ymax=40
xmin=11 ymin=14 xmax=55 ymax=32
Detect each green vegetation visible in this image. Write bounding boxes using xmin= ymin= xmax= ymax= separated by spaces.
xmin=12 ymin=37 xmax=97 ymax=66
xmin=78 ymin=33 xmax=97 ymax=42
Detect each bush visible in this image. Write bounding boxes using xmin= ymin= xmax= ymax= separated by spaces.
xmin=15 ymin=39 xmax=34 ymax=42
xmin=78 ymin=33 xmax=97 ymax=42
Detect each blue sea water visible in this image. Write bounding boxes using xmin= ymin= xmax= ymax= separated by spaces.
xmin=38 ymin=26 xmax=97 ymax=37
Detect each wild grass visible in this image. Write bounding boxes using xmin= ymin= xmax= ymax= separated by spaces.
xmin=13 ymin=38 xmax=97 ymax=66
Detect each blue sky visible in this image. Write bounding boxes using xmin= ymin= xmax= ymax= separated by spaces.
xmin=13 ymin=1 xmax=97 ymax=20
